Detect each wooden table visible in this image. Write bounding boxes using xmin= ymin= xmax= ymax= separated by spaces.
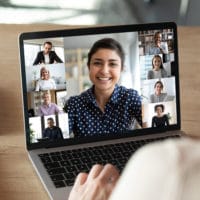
xmin=0 ymin=24 xmax=200 ymax=200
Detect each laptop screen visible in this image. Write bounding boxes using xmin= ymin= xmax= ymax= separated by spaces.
xmin=19 ymin=22 xmax=180 ymax=149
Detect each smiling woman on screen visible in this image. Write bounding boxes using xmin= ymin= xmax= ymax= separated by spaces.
xmin=64 ymin=38 xmax=142 ymax=137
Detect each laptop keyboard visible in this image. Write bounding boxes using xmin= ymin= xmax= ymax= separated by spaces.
xmin=38 ymin=135 xmax=180 ymax=188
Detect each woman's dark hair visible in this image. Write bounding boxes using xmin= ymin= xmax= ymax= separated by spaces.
xmin=154 ymin=104 xmax=164 ymax=112
xmin=47 ymin=117 xmax=54 ymax=122
xmin=87 ymin=38 xmax=125 ymax=69
xmin=44 ymin=41 xmax=52 ymax=47
xmin=152 ymin=54 xmax=164 ymax=69
xmin=154 ymin=80 xmax=164 ymax=89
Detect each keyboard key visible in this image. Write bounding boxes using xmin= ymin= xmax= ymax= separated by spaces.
xmin=40 ymin=156 xmax=51 ymax=164
xmin=51 ymin=155 xmax=63 ymax=162
xmin=54 ymin=180 xmax=66 ymax=188
xmin=65 ymin=165 xmax=77 ymax=173
xmin=60 ymin=160 xmax=71 ymax=167
xmin=51 ymin=174 xmax=65 ymax=181
xmin=65 ymin=179 xmax=74 ymax=186
xmin=44 ymin=162 xmax=60 ymax=169
xmin=48 ymin=167 xmax=66 ymax=175
xmin=64 ymin=173 xmax=74 ymax=180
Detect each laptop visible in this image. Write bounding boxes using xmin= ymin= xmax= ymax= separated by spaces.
xmin=19 ymin=22 xmax=184 ymax=200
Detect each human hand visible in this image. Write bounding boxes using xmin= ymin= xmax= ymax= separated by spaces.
xmin=68 ymin=164 xmax=120 ymax=200
xmin=155 ymin=41 xmax=162 ymax=49
xmin=155 ymin=42 xmax=164 ymax=53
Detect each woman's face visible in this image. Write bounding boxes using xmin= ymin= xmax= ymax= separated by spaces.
xmin=41 ymin=69 xmax=49 ymax=80
xmin=88 ymin=48 xmax=122 ymax=94
xmin=44 ymin=43 xmax=52 ymax=54
xmin=155 ymin=83 xmax=163 ymax=95
xmin=152 ymin=57 xmax=162 ymax=70
xmin=156 ymin=106 xmax=163 ymax=116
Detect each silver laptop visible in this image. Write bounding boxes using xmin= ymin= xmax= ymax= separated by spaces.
xmin=19 ymin=22 xmax=184 ymax=200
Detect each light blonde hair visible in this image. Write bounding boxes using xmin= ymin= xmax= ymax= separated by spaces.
xmin=40 ymin=66 xmax=50 ymax=79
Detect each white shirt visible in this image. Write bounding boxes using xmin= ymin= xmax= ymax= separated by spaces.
xmin=35 ymin=78 xmax=56 ymax=91
xmin=109 ymin=137 xmax=200 ymax=200
xmin=44 ymin=54 xmax=50 ymax=64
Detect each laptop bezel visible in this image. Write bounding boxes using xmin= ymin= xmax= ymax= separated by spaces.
xmin=19 ymin=22 xmax=180 ymax=150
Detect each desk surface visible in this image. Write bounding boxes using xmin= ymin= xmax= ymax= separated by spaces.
xmin=0 ymin=24 xmax=200 ymax=200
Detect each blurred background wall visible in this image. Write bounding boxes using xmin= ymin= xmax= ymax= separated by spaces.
xmin=0 ymin=0 xmax=199 ymax=26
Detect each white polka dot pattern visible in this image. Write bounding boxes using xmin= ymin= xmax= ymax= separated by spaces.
xmin=65 ymin=85 xmax=142 ymax=137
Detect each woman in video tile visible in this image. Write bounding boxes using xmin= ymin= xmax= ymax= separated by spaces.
xmin=33 ymin=41 xmax=63 ymax=65
xmin=151 ymin=104 xmax=169 ymax=128
xmin=35 ymin=66 xmax=56 ymax=91
xmin=64 ymin=38 xmax=142 ymax=137
xmin=147 ymin=55 xmax=167 ymax=79
xmin=150 ymin=80 xmax=168 ymax=103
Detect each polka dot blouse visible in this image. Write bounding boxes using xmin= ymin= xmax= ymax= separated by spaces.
xmin=64 ymin=85 xmax=142 ymax=137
